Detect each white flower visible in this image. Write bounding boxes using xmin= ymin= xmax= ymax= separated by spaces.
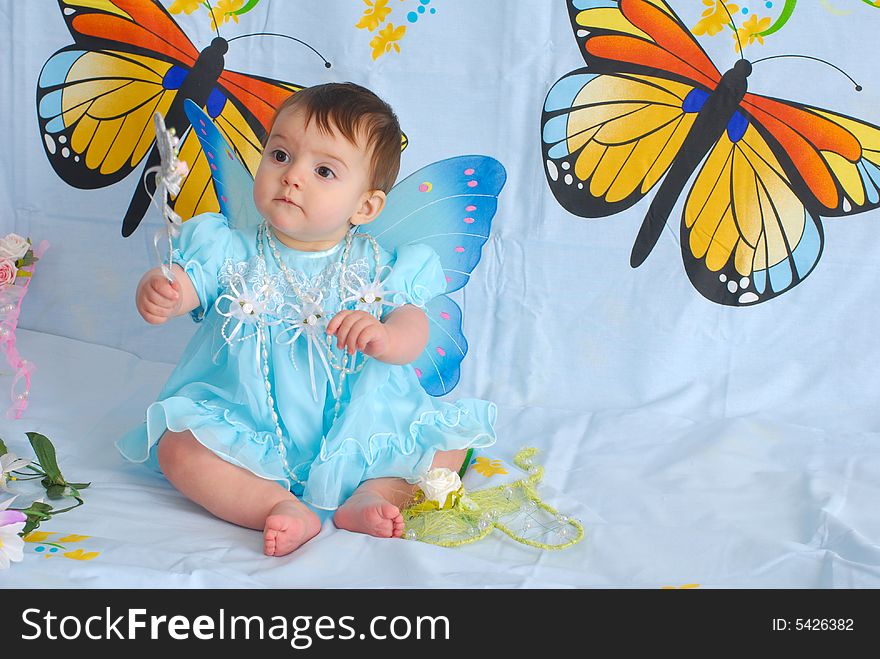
xmin=0 ymin=496 xmax=27 ymax=569
xmin=0 ymin=233 xmax=29 ymax=261
xmin=340 ymin=264 xmax=401 ymax=316
xmin=214 ymin=273 xmax=274 ymax=345
xmin=0 ymin=452 xmax=32 ymax=491
xmin=418 ymin=467 xmax=462 ymax=507
xmin=0 ymin=258 xmax=16 ymax=287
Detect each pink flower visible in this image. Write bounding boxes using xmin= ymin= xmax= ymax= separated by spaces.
xmin=0 ymin=259 xmax=16 ymax=287
xmin=0 ymin=496 xmax=26 ymax=569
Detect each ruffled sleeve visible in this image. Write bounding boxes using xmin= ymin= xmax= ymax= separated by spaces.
xmin=171 ymin=213 xmax=237 ymax=322
xmin=381 ymin=243 xmax=447 ymax=313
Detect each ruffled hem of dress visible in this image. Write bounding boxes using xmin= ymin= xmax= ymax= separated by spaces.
xmin=115 ymin=397 xmax=291 ymax=489
xmin=302 ymin=399 xmax=497 ymax=510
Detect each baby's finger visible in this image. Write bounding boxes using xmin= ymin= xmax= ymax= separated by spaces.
xmin=142 ymin=312 xmax=169 ymax=325
xmin=325 ymin=310 xmax=351 ymax=335
xmin=141 ymin=299 xmax=172 ymax=318
xmin=344 ymin=318 xmax=376 ymax=354
xmin=152 ymin=277 xmax=180 ymax=301
xmin=355 ymin=323 xmax=379 ymax=352
xmin=332 ymin=312 xmax=365 ymax=349
xmin=147 ymin=290 xmax=177 ymax=309
xmin=334 ymin=320 xmax=354 ymax=351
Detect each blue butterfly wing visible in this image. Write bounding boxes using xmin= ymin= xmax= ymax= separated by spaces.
xmin=363 ymin=155 xmax=506 ymax=292
xmin=362 ymin=155 xmax=506 ymax=396
xmin=415 ymin=296 xmax=468 ymax=397
xmin=183 ymin=99 xmax=261 ymax=230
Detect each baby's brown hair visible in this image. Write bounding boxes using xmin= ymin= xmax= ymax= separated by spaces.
xmin=269 ymin=82 xmax=402 ymax=193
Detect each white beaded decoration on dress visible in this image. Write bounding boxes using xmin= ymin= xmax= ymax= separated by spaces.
xmin=243 ymin=221 xmax=396 ymax=484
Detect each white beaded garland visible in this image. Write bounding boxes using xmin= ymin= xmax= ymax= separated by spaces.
xmin=252 ymin=221 xmax=386 ymax=487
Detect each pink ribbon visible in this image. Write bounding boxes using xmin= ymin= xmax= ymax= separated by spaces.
xmin=1 ymin=240 xmax=48 ymax=419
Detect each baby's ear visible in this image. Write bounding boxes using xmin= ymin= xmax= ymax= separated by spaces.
xmin=351 ymin=189 xmax=386 ymax=226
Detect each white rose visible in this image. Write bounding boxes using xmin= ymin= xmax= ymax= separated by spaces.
xmin=418 ymin=467 xmax=462 ymax=507
xmin=0 ymin=259 xmax=16 ymax=287
xmin=0 ymin=234 xmax=29 ymax=261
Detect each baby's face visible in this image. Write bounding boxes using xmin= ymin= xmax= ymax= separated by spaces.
xmin=253 ymin=107 xmax=375 ymax=251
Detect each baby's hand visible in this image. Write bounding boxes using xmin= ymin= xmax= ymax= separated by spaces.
xmin=326 ymin=310 xmax=389 ymax=358
xmin=136 ymin=269 xmax=182 ymax=325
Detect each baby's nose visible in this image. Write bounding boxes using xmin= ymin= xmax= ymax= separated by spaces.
xmin=282 ymin=165 xmax=304 ymax=187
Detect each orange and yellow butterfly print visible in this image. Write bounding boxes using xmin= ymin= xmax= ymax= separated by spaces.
xmin=37 ymin=0 xmax=302 ymax=237
xmin=541 ymin=0 xmax=880 ymax=306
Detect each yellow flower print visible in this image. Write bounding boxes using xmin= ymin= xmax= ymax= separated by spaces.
xmin=210 ymin=0 xmax=245 ymax=32
xmin=57 ymin=534 xmax=90 ymax=543
xmin=472 ymin=457 xmax=508 ymax=477
xmin=28 ymin=530 xmax=101 ymax=561
xmin=735 ymin=14 xmax=772 ymax=52
xmin=693 ymin=0 xmax=740 ymax=37
xmin=63 ymin=548 xmax=100 ymax=561
xmin=356 ymin=0 xmax=392 ymax=32
xmin=370 ymin=23 xmax=406 ymax=60
xmin=169 ymin=0 xmax=202 ymax=14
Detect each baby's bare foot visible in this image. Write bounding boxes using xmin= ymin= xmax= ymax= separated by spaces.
xmin=333 ymin=491 xmax=405 ymax=538
xmin=263 ymin=500 xmax=321 ymax=556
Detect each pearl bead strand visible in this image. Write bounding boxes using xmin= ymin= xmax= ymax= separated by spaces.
xmin=254 ymin=221 xmax=384 ymax=480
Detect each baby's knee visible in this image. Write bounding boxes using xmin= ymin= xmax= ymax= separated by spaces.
xmin=156 ymin=430 xmax=198 ymax=477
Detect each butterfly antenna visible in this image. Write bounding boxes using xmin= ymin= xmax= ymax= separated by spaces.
xmin=203 ymin=1 xmax=221 ymax=40
xmin=751 ymin=54 xmax=862 ymax=91
xmin=227 ymin=33 xmax=332 ymax=68
xmin=718 ymin=1 xmax=744 ymax=58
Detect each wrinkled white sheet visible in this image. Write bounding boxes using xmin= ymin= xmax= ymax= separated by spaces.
xmin=2 ymin=329 xmax=878 ymax=588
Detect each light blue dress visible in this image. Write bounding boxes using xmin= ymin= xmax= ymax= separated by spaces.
xmin=117 ymin=213 xmax=496 ymax=510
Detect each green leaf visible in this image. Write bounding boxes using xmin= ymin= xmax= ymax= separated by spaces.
xmin=67 ymin=482 xmax=91 ymax=489
xmin=45 ymin=484 xmax=68 ymax=500
xmin=0 ymin=437 xmax=7 ymax=457
xmin=29 ymin=502 xmax=53 ymax=514
xmin=18 ymin=502 xmax=54 ymax=535
xmin=26 ymin=432 xmax=64 ymax=485
xmin=21 ymin=518 xmax=40 ymax=535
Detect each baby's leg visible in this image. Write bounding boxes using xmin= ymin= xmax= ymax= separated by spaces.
xmin=156 ymin=430 xmax=320 ymax=556
xmin=333 ymin=448 xmax=468 ymax=538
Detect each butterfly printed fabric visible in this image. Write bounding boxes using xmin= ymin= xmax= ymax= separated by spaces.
xmin=184 ymin=100 xmax=507 ymax=397
xmin=541 ymin=0 xmax=880 ymax=306
xmin=37 ymin=0 xmax=302 ymax=237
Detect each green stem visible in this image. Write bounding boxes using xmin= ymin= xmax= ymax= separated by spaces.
xmin=761 ymin=0 xmax=797 ymax=36
xmin=860 ymin=0 xmax=880 ymax=7
xmin=49 ymin=498 xmax=84 ymax=515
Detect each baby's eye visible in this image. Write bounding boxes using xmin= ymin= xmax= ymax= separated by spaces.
xmin=271 ymin=149 xmax=289 ymax=164
xmin=316 ymin=166 xmax=335 ymax=179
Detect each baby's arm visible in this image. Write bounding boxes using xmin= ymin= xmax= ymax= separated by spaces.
xmin=325 ymin=305 xmax=428 ymax=365
xmin=135 ymin=265 xmax=200 ymax=325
